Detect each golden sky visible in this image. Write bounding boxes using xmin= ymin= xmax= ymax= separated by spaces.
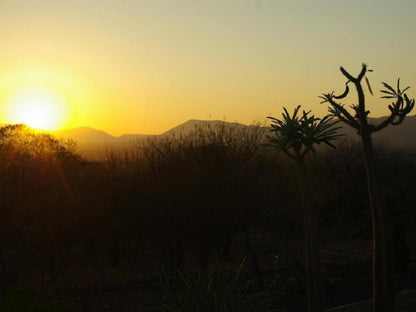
xmin=0 ymin=0 xmax=415 ymax=135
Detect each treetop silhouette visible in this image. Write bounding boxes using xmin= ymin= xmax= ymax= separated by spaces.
xmin=267 ymin=106 xmax=342 ymax=312
xmin=320 ymin=63 xmax=415 ymax=312
xmin=320 ymin=63 xmax=414 ymax=133
xmin=266 ymin=105 xmax=342 ymax=160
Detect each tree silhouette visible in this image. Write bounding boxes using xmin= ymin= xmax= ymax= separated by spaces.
xmin=267 ymin=106 xmax=341 ymax=312
xmin=0 ymin=124 xmax=82 ymax=290
xmin=320 ymin=64 xmax=415 ymax=312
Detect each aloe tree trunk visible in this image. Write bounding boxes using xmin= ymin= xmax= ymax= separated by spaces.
xmin=321 ymin=64 xmax=399 ymax=311
xmin=361 ymin=130 xmax=395 ymax=312
xmin=353 ymin=72 xmax=395 ymax=312
xmin=267 ymin=105 xmax=341 ymax=312
xmin=298 ymin=159 xmax=324 ymax=312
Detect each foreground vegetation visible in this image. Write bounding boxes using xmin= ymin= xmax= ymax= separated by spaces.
xmin=0 ymin=120 xmax=415 ymax=311
xmin=321 ymin=64 xmax=414 ymax=311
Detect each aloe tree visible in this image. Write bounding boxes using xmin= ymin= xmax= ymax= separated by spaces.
xmin=320 ymin=64 xmax=414 ymax=312
xmin=267 ymin=106 xmax=341 ymax=312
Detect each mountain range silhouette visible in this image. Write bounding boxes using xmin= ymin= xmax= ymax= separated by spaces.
xmin=51 ymin=116 xmax=416 ymax=159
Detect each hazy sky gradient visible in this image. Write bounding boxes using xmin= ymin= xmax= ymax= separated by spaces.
xmin=1 ymin=0 xmax=415 ymax=135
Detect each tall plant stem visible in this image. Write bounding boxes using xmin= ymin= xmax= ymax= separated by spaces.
xmin=361 ymin=121 xmax=395 ymax=312
xmin=299 ymin=159 xmax=323 ymax=312
xmin=353 ymin=71 xmax=395 ymax=312
xmin=320 ymin=63 xmax=415 ymax=311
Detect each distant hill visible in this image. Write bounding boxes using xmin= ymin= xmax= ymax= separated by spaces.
xmin=117 ymin=133 xmax=148 ymax=142
xmin=161 ymin=119 xmax=246 ymax=136
xmin=337 ymin=115 xmax=416 ymax=149
xmin=52 ymin=127 xmax=116 ymax=144
xmin=48 ymin=115 xmax=416 ymax=159
xmin=53 ymin=127 xmax=148 ymax=143
xmin=51 ymin=127 xmax=148 ymax=159
xmin=371 ymin=115 xmax=416 ymax=149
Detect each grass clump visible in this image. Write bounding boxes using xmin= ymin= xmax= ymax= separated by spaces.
xmin=155 ymin=261 xmax=275 ymax=312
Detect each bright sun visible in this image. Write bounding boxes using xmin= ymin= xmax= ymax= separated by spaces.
xmin=6 ymin=87 xmax=67 ymax=131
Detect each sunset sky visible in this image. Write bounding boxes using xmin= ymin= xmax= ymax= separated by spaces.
xmin=0 ymin=0 xmax=415 ymax=135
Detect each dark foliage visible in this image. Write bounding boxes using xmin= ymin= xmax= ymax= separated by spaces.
xmin=0 ymin=123 xmax=415 ymax=310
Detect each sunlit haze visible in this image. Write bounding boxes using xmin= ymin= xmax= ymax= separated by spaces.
xmin=1 ymin=0 xmax=415 ymax=135
xmin=4 ymin=86 xmax=69 ymax=130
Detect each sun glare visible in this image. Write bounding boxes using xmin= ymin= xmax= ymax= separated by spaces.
xmin=0 ymin=70 xmax=83 ymax=131
xmin=5 ymin=87 xmax=67 ymax=131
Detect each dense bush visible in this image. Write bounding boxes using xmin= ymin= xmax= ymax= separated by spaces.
xmin=0 ymin=123 xmax=415 ymax=300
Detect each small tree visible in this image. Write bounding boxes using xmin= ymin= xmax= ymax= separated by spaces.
xmin=320 ymin=64 xmax=414 ymax=312
xmin=267 ymin=106 xmax=341 ymax=312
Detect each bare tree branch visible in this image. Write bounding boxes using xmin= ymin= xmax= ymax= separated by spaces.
xmin=372 ymin=98 xmax=402 ymax=132
xmin=340 ymin=63 xmax=367 ymax=83
xmin=326 ymin=98 xmax=359 ymax=129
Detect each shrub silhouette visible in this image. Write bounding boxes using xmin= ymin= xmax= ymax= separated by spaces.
xmin=127 ymin=122 xmax=271 ymax=271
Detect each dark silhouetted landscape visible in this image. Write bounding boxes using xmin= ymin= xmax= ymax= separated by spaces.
xmin=2 ymin=1 xmax=416 ymax=311
xmin=1 ymin=111 xmax=416 ymax=311
xmin=52 ymin=116 xmax=416 ymax=160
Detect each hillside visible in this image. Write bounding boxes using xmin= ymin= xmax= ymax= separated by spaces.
xmin=50 ymin=116 xmax=416 ymax=159
xmin=371 ymin=115 xmax=416 ymax=149
xmin=51 ymin=127 xmax=147 ymax=159
xmin=336 ymin=115 xmax=416 ymax=149
xmin=52 ymin=127 xmax=116 ymax=144
xmin=161 ymin=119 xmax=247 ymax=136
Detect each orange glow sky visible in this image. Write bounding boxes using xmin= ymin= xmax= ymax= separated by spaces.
xmin=1 ymin=0 xmax=415 ymax=135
